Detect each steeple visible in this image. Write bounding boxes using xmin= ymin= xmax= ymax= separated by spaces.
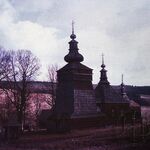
xmin=121 ymin=74 xmax=126 ymax=96
xmin=99 ymin=53 xmax=109 ymax=85
xmin=101 ymin=53 xmax=105 ymax=69
xmin=70 ymin=20 xmax=76 ymax=39
xmin=121 ymin=74 xmax=124 ymax=84
xmin=64 ymin=21 xmax=84 ymax=63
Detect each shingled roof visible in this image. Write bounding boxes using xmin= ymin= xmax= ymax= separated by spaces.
xmin=95 ymin=84 xmax=129 ymax=104
xmin=58 ymin=62 xmax=92 ymax=72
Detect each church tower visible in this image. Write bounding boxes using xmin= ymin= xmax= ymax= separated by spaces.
xmin=95 ymin=54 xmax=129 ymax=117
xmin=55 ymin=23 xmax=97 ymax=120
xmin=99 ymin=54 xmax=109 ymax=85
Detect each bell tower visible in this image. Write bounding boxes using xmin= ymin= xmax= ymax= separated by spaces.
xmin=55 ymin=22 xmax=97 ymax=118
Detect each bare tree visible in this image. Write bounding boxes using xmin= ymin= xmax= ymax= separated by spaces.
xmin=26 ymin=93 xmax=50 ymax=129
xmin=0 ymin=48 xmax=12 ymax=127
xmin=23 ymin=93 xmax=41 ymax=129
xmin=0 ymin=96 xmax=13 ymax=126
xmin=0 ymin=47 xmax=11 ymax=81
xmin=45 ymin=64 xmax=58 ymax=108
xmin=3 ymin=50 xmax=40 ymax=128
xmin=33 ymin=94 xmax=42 ymax=129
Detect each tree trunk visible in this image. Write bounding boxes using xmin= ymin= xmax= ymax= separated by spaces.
xmin=17 ymin=108 xmax=24 ymax=131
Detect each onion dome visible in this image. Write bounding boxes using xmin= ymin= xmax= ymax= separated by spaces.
xmin=64 ymin=21 xmax=84 ymax=63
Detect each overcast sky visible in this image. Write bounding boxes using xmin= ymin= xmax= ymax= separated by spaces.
xmin=0 ymin=0 xmax=150 ymax=86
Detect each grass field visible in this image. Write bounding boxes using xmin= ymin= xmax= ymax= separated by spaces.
xmin=0 ymin=125 xmax=150 ymax=150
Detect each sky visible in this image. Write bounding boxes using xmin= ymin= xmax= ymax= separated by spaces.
xmin=0 ymin=0 xmax=150 ymax=86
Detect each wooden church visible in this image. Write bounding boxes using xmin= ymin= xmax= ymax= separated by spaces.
xmin=46 ymin=24 xmax=141 ymax=132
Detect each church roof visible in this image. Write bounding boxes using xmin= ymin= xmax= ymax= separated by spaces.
xmin=58 ymin=62 xmax=92 ymax=72
xmin=96 ymin=84 xmax=129 ymax=104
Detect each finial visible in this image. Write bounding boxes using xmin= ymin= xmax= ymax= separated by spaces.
xmin=121 ymin=74 xmax=126 ymax=97
xmin=72 ymin=20 xmax=74 ymax=34
xmin=101 ymin=53 xmax=105 ymax=68
xmin=70 ymin=20 xmax=76 ymax=39
xmin=122 ymin=74 xmax=124 ymax=84
xmin=102 ymin=53 xmax=104 ymax=64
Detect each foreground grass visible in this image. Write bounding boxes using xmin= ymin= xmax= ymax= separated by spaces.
xmin=0 ymin=125 xmax=150 ymax=150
